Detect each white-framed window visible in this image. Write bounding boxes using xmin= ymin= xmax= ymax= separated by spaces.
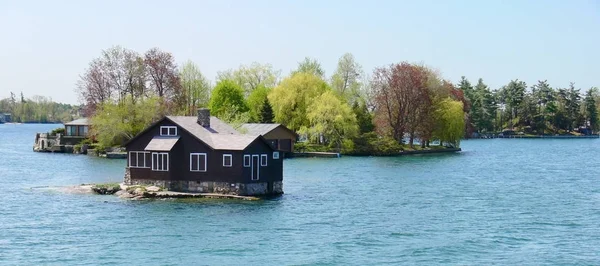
xmin=152 ymin=152 xmax=169 ymax=171
xmin=160 ymin=126 xmax=177 ymax=136
xmin=129 ymin=151 xmax=151 ymax=168
xmin=223 ymin=154 xmax=232 ymax=167
xmin=273 ymin=151 xmax=280 ymax=160
xmin=261 ymin=154 xmax=267 ymax=166
xmin=243 ymin=155 xmax=250 ymax=167
xmin=190 ymin=153 xmax=207 ymax=172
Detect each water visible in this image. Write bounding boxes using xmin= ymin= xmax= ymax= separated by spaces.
xmin=1 ymin=124 xmax=599 ymax=265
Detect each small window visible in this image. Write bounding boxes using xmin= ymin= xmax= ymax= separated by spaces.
xmin=223 ymin=154 xmax=232 ymax=167
xmin=273 ymin=151 xmax=280 ymax=160
xmin=129 ymin=151 xmax=150 ymax=168
xmin=160 ymin=126 xmax=177 ymax=136
xmin=190 ymin=153 xmax=207 ymax=172
xmin=243 ymin=155 xmax=250 ymax=167
xmin=152 ymin=152 xmax=169 ymax=171
xmin=261 ymin=154 xmax=267 ymax=166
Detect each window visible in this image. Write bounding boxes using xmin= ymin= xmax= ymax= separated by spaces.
xmin=273 ymin=151 xmax=280 ymax=160
xmin=261 ymin=154 xmax=267 ymax=166
xmin=82 ymin=126 xmax=89 ymax=137
xmin=66 ymin=126 xmax=76 ymax=136
xmin=152 ymin=152 xmax=169 ymax=171
xmin=190 ymin=153 xmax=207 ymax=172
xmin=243 ymin=155 xmax=250 ymax=167
xmin=129 ymin=151 xmax=150 ymax=168
xmin=160 ymin=126 xmax=177 ymax=136
xmin=223 ymin=154 xmax=232 ymax=167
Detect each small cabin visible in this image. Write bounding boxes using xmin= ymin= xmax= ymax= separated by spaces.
xmin=0 ymin=113 xmax=11 ymax=123
xmin=241 ymin=123 xmax=297 ymax=153
xmin=123 ymin=109 xmax=284 ymax=196
xmin=64 ymin=118 xmax=90 ymax=137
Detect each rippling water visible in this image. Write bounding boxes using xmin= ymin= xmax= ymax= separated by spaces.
xmin=1 ymin=124 xmax=599 ymax=265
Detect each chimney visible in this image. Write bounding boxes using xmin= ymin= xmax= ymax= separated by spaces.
xmin=197 ymin=108 xmax=210 ymax=128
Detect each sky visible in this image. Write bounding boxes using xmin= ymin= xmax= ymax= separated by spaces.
xmin=0 ymin=0 xmax=599 ymax=104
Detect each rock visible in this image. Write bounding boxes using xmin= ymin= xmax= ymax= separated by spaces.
xmin=133 ymin=187 xmax=145 ymax=195
xmin=146 ymin=186 xmax=160 ymax=192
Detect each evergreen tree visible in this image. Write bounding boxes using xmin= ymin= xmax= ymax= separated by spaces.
xmin=584 ymin=88 xmax=598 ymax=133
xmin=259 ymin=98 xmax=274 ymax=123
xmin=352 ymin=100 xmax=375 ymax=134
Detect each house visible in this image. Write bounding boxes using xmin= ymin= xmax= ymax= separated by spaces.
xmin=63 ymin=118 xmax=90 ymax=145
xmin=241 ymin=123 xmax=297 ymax=153
xmin=123 ymin=109 xmax=284 ymax=196
xmin=0 ymin=113 xmax=11 ymax=123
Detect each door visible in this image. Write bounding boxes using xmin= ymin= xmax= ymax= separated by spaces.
xmin=251 ymin=155 xmax=260 ymax=180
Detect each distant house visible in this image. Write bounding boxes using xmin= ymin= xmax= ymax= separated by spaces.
xmin=123 ymin=109 xmax=284 ymax=196
xmin=241 ymin=123 xmax=298 ymax=153
xmin=1 ymin=113 xmax=11 ymax=123
xmin=64 ymin=118 xmax=90 ymax=137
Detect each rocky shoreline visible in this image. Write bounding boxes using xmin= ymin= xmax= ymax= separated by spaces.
xmin=75 ymin=183 xmax=261 ymax=200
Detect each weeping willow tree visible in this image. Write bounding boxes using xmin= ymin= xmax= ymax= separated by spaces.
xmin=432 ymin=98 xmax=465 ymax=147
xmin=90 ymin=96 xmax=165 ymax=147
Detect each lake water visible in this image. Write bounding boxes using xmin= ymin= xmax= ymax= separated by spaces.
xmin=1 ymin=124 xmax=599 ymax=265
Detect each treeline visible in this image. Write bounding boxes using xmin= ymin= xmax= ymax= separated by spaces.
xmin=459 ymin=77 xmax=599 ymax=136
xmin=0 ymin=93 xmax=79 ymax=123
xmin=81 ymin=46 xmax=465 ymax=154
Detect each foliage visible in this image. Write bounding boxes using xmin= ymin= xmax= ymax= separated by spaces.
xmin=343 ymin=132 xmax=402 ymax=156
xmin=217 ymin=62 xmax=280 ymax=96
xmin=352 ymin=100 xmax=375 ymax=134
xmin=331 ymin=53 xmax=363 ymax=103
xmin=50 ymin=127 xmax=65 ymax=136
xmin=246 ymin=85 xmax=270 ymax=122
xmin=91 ymin=96 xmax=165 ymax=147
xmin=300 ymin=91 xmax=358 ymax=150
xmin=291 ymin=57 xmax=325 ymax=78
xmin=208 ymin=80 xmax=249 ymax=118
xmin=180 ymin=60 xmax=211 ymax=115
xmin=585 ymin=88 xmax=599 ymax=132
xmin=268 ymin=73 xmax=329 ymax=131
xmin=0 ymin=94 xmax=77 ymax=123
xmin=432 ymin=99 xmax=465 ymax=147
xmin=259 ymin=98 xmax=275 ymax=123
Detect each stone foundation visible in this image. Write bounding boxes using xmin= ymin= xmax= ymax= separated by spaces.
xmin=124 ymin=168 xmax=283 ymax=196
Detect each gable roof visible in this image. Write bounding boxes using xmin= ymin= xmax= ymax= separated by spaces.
xmin=65 ymin=118 xmax=90 ymax=126
xmin=241 ymin=123 xmax=298 ymax=137
xmin=124 ymin=116 xmax=270 ymax=151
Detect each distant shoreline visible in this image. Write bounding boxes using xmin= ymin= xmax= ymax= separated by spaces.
xmin=471 ymin=135 xmax=599 ymax=139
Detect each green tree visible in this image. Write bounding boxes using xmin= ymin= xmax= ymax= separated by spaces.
xmin=331 ymin=53 xmax=363 ymax=102
xmin=432 ymin=98 xmax=465 ymax=147
xmin=208 ymin=80 xmax=249 ymax=118
xmin=259 ymin=98 xmax=274 ymax=123
xmin=217 ymin=62 xmax=280 ymax=97
xmin=180 ymin=60 xmax=211 ymax=115
xmin=584 ymin=87 xmax=598 ymax=132
xmin=291 ymin=57 xmax=325 ymax=78
xmin=352 ymin=100 xmax=375 ymax=134
xmin=268 ymin=73 xmax=329 ymax=131
xmin=300 ymin=91 xmax=358 ymax=150
xmin=246 ymin=85 xmax=270 ymax=122
xmin=91 ymin=96 xmax=165 ymax=147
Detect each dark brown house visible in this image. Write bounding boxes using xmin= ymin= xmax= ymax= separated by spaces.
xmin=123 ymin=109 xmax=283 ymax=196
xmin=241 ymin=123 xmax=297 ymax=153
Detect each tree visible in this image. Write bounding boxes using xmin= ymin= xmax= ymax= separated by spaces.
xmin=259 ymin=98 xmax=274 ymax=123
xmin=352 ymin=100 xmax=374 ymax=134
xmin=208 ymin=80 xmax=248 ymax=118
xmin=91 ymin=96 xmax=165 ymax=147
xmin=76 ymin=58 xmax=112 ymax=116
xmin=301 ymin=91 xmax=358 ymax=150
xmin=331 ymin=53 xmax=363 ymax=102
xmin=291 ymin=57 xmax=325 ymax=78
xmin=432 ymin=98 xmax=465 ymax=147
xmin=217 ymin=62 xmax=280 ymax=96
xmin=371 ymin=62 xmax=429 ymax=144
xmin=585 ymin=87 xmax=599 ymax=132
xmin=268 ymin=73 xmax=329 ymax=131
xmin=180 ymin=60 xmax=211 ymax=115
xmin=144 ymin=47 xmax=182 ymax=109
xmin=246 ymin=85 xmax=270 ymax=122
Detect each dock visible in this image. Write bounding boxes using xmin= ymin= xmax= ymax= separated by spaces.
xmin=291 ymin=152 xmax=341 ymax=158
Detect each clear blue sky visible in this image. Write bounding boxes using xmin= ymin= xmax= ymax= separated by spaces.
xmin=1 ymin=0 xmax=598 ymax=104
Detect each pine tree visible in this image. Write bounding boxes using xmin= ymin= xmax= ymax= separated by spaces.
xmin=585 ymin=88 xmax=598 ymax=133
xmin=352 ymin=100 xmax=375 ymax=134
xmin=259 ymin=98 xmax=274 ymax=123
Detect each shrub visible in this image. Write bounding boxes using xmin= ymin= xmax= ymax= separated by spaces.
xmin=342 ymin=132 xmax=402 ymax=156
xmin=49 ymin=127 xmax=65 ymax=136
